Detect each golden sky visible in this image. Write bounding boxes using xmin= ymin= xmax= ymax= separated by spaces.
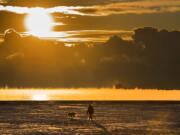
xmin=0 ymin=0 xmax=180 ymax=42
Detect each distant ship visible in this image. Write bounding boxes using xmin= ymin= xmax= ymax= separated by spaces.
xmin=113 ymin=83 xmax=135 ymax=89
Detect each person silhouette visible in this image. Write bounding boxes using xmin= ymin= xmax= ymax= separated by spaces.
xmin=87 ymin=104 xmax=94 ymax=120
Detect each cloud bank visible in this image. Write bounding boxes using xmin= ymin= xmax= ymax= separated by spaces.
xmin=77 ymin=0 xmax=180 ymax=16
xmin=0 ymin=27 xmax=180 ymax=89
xmin=1 ymin=0 xmax=180 ymax=16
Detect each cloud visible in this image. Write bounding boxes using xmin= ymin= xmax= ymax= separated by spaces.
xmin=1 ymin=27 xmax=180 ymax=88
xmin=76 ymin=0 xmax=180 ymax=16
xmin=0 ymin=5 xmax=82 ymax=15
xmin=38 ymin=30 xmax=133 ymax=42
xmin=1 ymin=0 xmax=180 ymax=16
xmin=1 ymin=0 xmax=139 ymax=7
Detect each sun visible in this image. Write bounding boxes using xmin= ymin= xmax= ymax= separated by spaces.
xmin=25 ymin=12 xmax=54 ymax=37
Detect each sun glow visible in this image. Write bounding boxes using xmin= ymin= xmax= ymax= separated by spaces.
xmin=25 ymin=12 xmax=54 ymax=37
xmin=32 ymin=94 xmax=48 ymax=101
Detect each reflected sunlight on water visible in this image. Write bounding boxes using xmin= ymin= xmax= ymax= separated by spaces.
xmin=0 ymin=88 xmax=180 ymax=101
xmin=31 ymin=93 xmax=49 ymax=101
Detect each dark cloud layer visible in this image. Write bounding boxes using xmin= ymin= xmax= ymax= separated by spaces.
xmin=0 ymin=1 xmax=180 ymax=89
xmin=2 ymin=0 xmax=139 ymax=7
xmin=0 ymin=27 xmax=180 ymax=89
xmin=1 ymin=0 xmax=180 ymax=16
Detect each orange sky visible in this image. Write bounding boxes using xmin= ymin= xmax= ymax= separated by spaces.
xmin=0 ymin=0 xmax=180 ymax=43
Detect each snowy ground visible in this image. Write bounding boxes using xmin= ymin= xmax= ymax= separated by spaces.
xmin=0 ymin=101 xmax=180 ymax=135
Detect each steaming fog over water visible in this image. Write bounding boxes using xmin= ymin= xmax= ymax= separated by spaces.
xmin=0 ymin=89 xmax=180 ymax=101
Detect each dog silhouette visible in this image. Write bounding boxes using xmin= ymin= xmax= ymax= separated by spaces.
xmin=67 ymin=112 xmax=76 ymax=119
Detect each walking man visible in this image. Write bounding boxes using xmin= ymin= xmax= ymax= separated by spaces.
xmin=87 ymin=104 xmax=94 ymax=120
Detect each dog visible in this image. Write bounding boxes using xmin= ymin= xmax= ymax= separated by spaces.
xmin=67 ymin=112 xmax=76 ymax=119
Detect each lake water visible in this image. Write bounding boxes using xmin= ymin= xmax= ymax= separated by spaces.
xmin=0 ymin=101 xmax=180 ymax=135
xmin=1 ymin=89 xmax=180 ymax=134
xmin=0 ymin=88 xmax=180 ymax=101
